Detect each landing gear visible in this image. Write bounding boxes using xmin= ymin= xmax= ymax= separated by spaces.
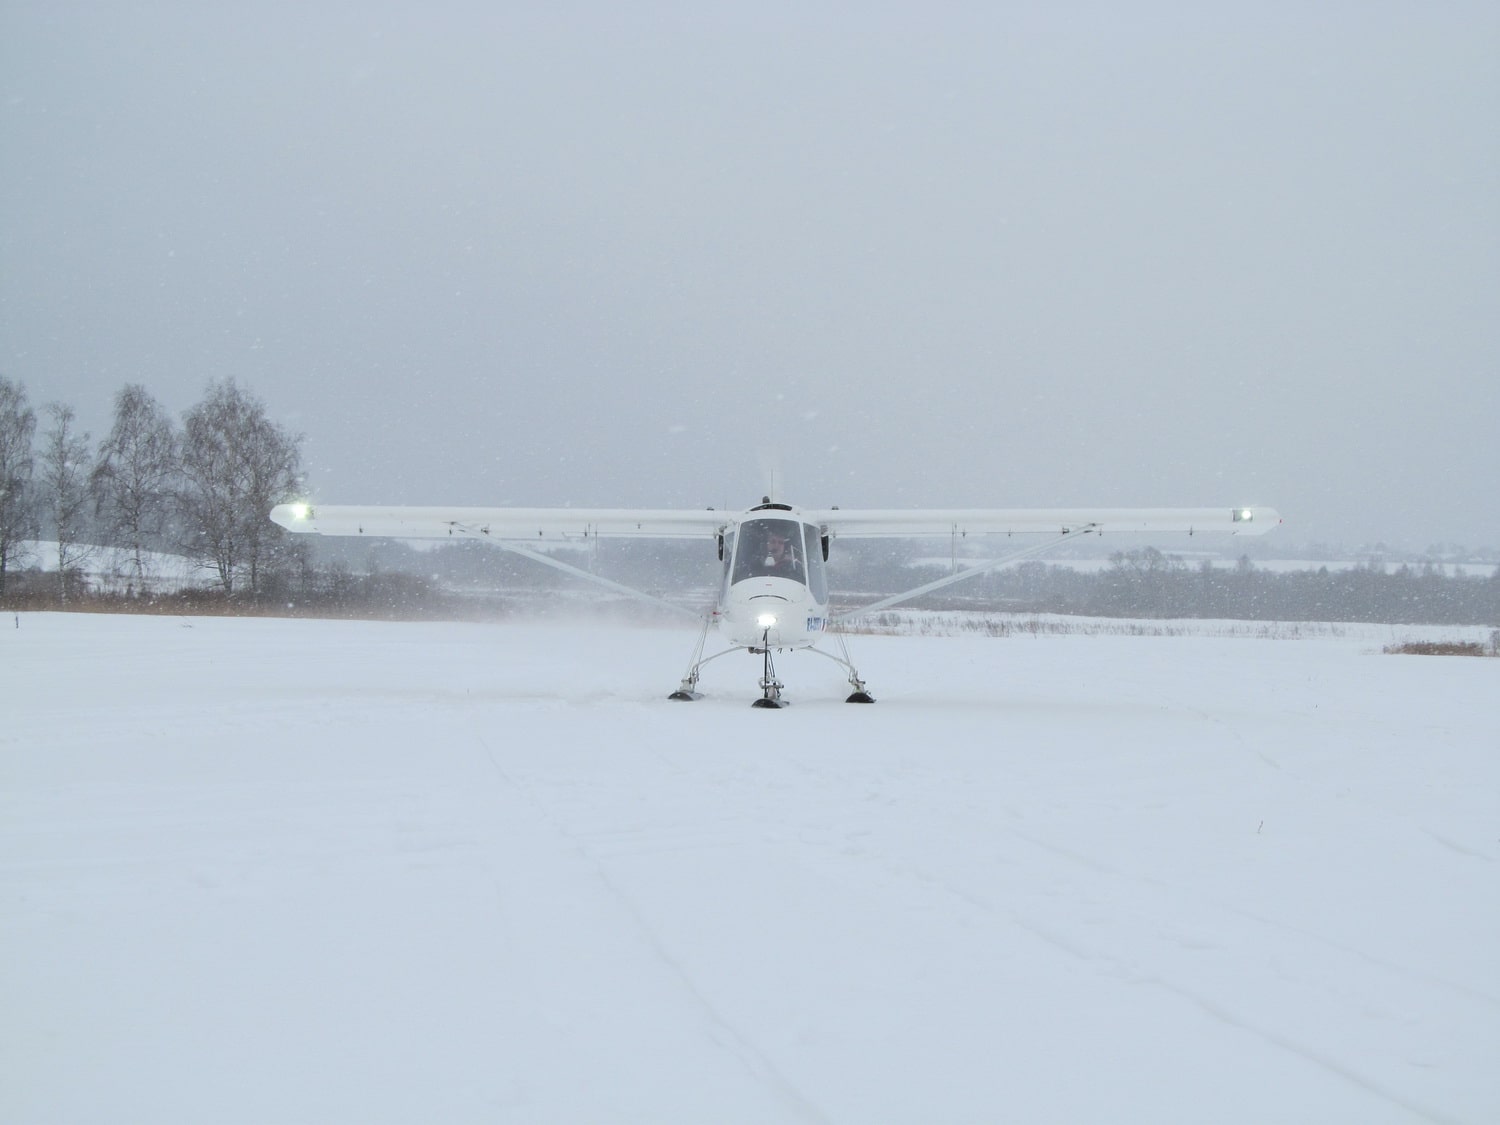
xmin=752 ymin=631 xmax=786 ymax=708
xmin=668 ymin=619 xmax=875 ymax=706
xmin=806 ymin=639 xmax=876 ymax=704
xmin=669 ymin=614 xmax=722 ymax=701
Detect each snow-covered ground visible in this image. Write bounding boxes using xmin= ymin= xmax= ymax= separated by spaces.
xmin=18 ymin=541 xmax=216 ymax=593
xmin=3 ymin=612 xmax=1496 ymax=1123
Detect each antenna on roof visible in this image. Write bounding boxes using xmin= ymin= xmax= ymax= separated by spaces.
xmin=759 ymin=445 xmax=783 ymax=504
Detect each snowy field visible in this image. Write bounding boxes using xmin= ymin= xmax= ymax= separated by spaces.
xmin=3 ymin=612 xmax=1496 ymax=1124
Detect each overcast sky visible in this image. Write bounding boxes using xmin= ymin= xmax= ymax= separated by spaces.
xmin=3 ymin=2 xmax=1496 ymax=549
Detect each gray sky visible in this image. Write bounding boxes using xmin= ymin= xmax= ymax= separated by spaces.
xmin=3 ymin=2 xmax=1496 ymax=550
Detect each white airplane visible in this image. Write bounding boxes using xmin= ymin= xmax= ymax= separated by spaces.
xmin=270 ymin=498 xmax=1281 ymax=707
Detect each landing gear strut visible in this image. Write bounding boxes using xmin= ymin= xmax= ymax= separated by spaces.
xmin=806 ymin=638 xmax=876 ymax=703
xmin=752 ymin=629 xmax=785 ymax=709
xmin=669 ymin=614 xmax=723 ymax=701
xmin=668 ymin=619 xmax=875 ymax=707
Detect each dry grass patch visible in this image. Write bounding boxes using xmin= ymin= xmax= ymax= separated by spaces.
xmin=1383 ymin=640 xmax=1494 ymax=657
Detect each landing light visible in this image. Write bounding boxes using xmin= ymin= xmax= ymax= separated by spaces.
xmin=289 ymin=502 xmax=311 ymax=521
xmin=757 ymin=613 xmax=778 ymax=629
xmin=1234 ymin=508 xmax=1253 ymax=522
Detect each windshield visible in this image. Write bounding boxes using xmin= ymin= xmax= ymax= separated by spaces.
xmin=732 ymin=518 xmax=806 ymax=583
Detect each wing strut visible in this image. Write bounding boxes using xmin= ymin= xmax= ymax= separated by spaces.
xmin=447 ymin=521 xmax=703 ymax=622
xmin=834 ymin=525 xmax=1099 ymax=622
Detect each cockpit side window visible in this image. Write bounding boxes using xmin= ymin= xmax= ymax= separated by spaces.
xmin=802 ymin=522 xmax=828 ymax=602
xmin=718 ymin=529 xmax=737 ymax=601
xmin=732 ymin=518 xmax=806 ymax=583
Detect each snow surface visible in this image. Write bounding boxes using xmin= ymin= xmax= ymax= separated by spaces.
xmin=19 ymin=541 xmax=217 ymax=593
xmin=3 ymin=612 xmax=1497 ymax=1124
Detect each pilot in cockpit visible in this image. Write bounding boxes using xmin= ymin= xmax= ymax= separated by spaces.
xmin=761 ymin=529 xmax=802 ymax=579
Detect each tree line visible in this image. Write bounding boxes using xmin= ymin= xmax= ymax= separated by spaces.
xmin=943 ymin=547 xmax=1500 ymax=626
xmin=0 ymin=376 xmax=302 ymax=599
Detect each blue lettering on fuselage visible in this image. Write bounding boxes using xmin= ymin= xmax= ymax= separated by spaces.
xmin=806 ymin=615 xmax=826 ymax=633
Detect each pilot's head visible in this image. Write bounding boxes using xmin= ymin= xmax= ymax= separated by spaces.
xmin=765 ymin=531 xmax=789 ymax=563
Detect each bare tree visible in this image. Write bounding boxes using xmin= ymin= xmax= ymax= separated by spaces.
xmin=178 ymin=380 xmax=302 ymax=596
xmin=93 ymin=384 xmax=178 ymax=590
xmin=39 ymin=402 xmax=96 ymax=600
xmin=0 ymin=376 xmax=39 ymax=596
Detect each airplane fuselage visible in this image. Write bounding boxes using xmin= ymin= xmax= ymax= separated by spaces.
xmin=715 ymin=507 xmax=830 ymax=650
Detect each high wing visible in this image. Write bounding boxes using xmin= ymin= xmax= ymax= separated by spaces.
xmin=269 ymin=504 xmax=729 ymax=541
xmin=271 ymin=503 xmax=1281 ymax=541
xmin=807 ymin=506 xmax=1282 ymax=539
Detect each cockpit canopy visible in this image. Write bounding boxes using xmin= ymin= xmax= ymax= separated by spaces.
xmin=729 ymin=517 xmax=828 ymax=601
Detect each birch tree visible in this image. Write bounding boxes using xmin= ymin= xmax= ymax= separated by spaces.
xmin=94 ymin=384 xmax=178 ymax=589
xmin=39 ymin=402 xmax=95 ymax=600
xmin=0 ymin=376 xmax=38 ymax=596
xmin=178 ymin=380 xmax=302 ymax=596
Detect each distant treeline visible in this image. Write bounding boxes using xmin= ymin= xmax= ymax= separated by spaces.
xmin=919 ymin=549 xmax=1500 ymax=626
